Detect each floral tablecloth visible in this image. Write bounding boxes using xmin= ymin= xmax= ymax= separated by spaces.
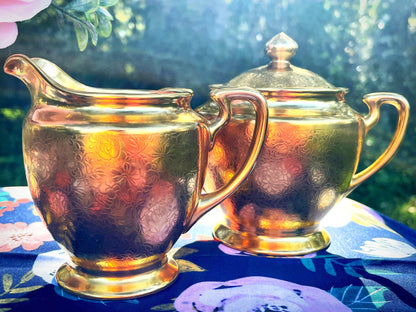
xmin=1 ymin=186 xmax=416 ymax=312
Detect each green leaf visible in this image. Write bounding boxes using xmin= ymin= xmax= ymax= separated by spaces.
xmin=171 ymin=247 xmax=198 ymax=259
xmin=300 ymin=258 xmax=316 ymax=272
xmin=0 ymin=298 xmax=29 ymax=304
xmin=19 ymin=271 xmax=34 ymax=284
xmin=177 ymin=259 xmax=205 ymax=273
xmin=85 ymin=12 xmax=98 ymax=25
xmin=100 ymin=0 xmax=119 ymax=7
xmin=65 ymin=0 xmax=100 ymax=13
xmin=10 ymin=285 xmax=43 ymax=294
xmin=324 ymin=259 xmax=337 ymax=276
xmin=54 ymin=7 xmax=66 ymax=27
xmin=73 ymin=21 xmax=89 ymax=51
xmin=84 ymin=20 xmax=98 ymax=46
xmin=330 ymin=285 xmax=388 ymax=309
xmin=2 ymin=274 xmax=12 ymax=293
xmin=344 ymin=265 xmax=362 ymax=278
xmin=97 ymin=7 xmax=113 ymax=21
xmin=363 ymin=286 xmax=389 ymax=309
xmin=69 ymin=13 xmax=99 ymax=49
xmin=96 ymin=8 xmax=112 ymax=37
xmin=150 ymin=303 xmax=175 ymax=311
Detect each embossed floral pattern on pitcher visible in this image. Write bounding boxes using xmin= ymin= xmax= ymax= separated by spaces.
xmin=4 ymin=54 xmax=268 ymax=299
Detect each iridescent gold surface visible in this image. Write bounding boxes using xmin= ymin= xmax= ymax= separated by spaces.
xmin=4 ymin=54 xmax=268 ymax=299
xmin=203 ymin=92 xmax=409 ymax=255
xmin=199 ymin=33 xmax=410 ymax=256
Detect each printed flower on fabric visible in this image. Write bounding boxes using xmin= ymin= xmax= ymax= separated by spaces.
xmin=174 ymin=276 xmax=351 ymax=312
xmin=322 ymin=199 xmax=398 ymax=234
xmin=1 ymin=186 xmax=33 ymax=200
xmin=0 ymin=222 xmax=54 ymax=252
xmin=0 ymin=187 xmax=36 ymax=216
xmin=0 ymin=201 xmax=18 ymax=217
xmin=33 ymin=249 xmax=68 ymax=283
xmin=355 ymin=237 xmax=416 ymax=259
xmin=0 ymin=0 xmax=51 ymax=48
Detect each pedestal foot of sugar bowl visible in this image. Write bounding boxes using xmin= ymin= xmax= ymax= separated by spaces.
xmin=213 ymin=223 xmax=330 ymax=256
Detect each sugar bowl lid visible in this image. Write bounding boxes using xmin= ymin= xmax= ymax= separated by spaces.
xmin=224 ymin=32 xmax=345 ymax=92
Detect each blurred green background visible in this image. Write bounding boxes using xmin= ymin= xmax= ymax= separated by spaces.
xmin=0 ymin=0 xmax=415 ymax=228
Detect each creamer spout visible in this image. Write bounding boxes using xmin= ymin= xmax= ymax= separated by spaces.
xmin=4 ymin=54 xmax=42 ymax=95
xmin=4 ymin=54 xmax=93 ymax=101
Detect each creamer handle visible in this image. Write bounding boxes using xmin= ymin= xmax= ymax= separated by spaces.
xmin=348 ymin=92 xmax=409 ymax=191
xmin=185 ymin=88 xmax=268 ymax=231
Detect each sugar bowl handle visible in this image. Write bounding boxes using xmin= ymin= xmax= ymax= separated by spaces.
xmin=349 ymin=92 xmax=410 ymax=191
xmin=185 ymin=88 xmax=268 ymax=230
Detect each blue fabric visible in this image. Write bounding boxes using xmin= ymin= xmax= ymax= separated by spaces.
xmin=379 ymin=213 xmax=416 ymax=246
xmin=1 ymin=187 xmax=416 ymax=311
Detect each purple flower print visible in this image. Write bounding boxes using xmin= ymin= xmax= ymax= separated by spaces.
xmin=174 ymin=276 xmax=351 ymax=312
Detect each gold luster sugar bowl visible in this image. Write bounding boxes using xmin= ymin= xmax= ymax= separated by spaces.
xmin=198 ymin=32 xmax=410 ymax=256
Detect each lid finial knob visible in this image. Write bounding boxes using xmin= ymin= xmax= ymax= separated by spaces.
xmin=265 ymin=32 xmax=298 ymax=70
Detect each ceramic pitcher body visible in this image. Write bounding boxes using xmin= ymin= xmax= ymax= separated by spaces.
xmin=4 ymin=54 xmax=268 ymax=299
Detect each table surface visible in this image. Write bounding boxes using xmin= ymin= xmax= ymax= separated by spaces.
xmin=1 ymin=186 xmax=416 ymax=312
